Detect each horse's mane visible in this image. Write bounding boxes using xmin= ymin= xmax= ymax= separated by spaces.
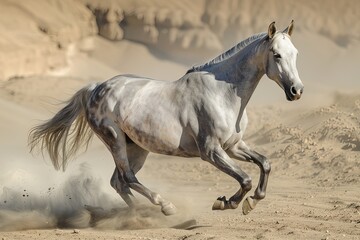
xmin=187 ymin=32 xmax=267 ymax=73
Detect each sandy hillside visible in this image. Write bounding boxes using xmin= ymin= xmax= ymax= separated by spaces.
xmin=0 ymin=0 xmax=360 ymax=239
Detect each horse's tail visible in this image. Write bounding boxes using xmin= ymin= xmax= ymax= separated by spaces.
xmin=29 ymin=83 xmax=98 ymax=171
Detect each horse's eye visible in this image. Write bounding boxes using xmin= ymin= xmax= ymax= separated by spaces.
xmin=274 ymin=53 xmax=281 ymax=59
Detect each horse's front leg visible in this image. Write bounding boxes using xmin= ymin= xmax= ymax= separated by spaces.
xmin=227 ymin=141 xmax=271 ymax=215
xmin=199 ymin=144 xmax=252 ymax=211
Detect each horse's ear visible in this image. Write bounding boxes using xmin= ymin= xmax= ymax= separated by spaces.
xmin=268 ymin=22 xmax=276 ymax=39
xmin=283 ymin=20 xmax=294 ymax=36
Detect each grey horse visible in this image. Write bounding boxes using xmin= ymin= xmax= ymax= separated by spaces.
xmin=29 ymin=21 xmax=303 ymax=216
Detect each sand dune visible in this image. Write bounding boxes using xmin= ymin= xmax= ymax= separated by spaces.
xmin=246 ymin=93 xmax=360 ymax=186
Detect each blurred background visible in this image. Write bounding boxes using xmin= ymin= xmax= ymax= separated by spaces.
xmin=0 ymin=0 xmax=359 ymax=234
xmin=1 ymin=0 xmax=359 ymax=106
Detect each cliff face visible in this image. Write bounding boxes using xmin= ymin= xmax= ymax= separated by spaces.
xmin=1 ymin=0 xmax=359 ymax=81
xmin=84 ymin=0 xmax=222 ymax=62
xmin=0 ymin=0 xmax=97 ymax=81
xmin=86 ymin=0 xmax=359 ymax=51
xmin=202 ymin=0 xmax=360 ymax=48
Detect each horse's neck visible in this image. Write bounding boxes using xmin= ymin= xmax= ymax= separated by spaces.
xmin=206 ymin=41 xmax=265 ymax=105
xmin=204 ymin=41 xmax=266 ymax=132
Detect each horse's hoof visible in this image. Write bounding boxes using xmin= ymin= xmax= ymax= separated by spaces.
xmin=242 ymin=196 xmax=255 ymax=215
xmin=212 ymin=196 xmax=225 ymax=210
xmin=161 ymin=202 xmax=177 ymax=216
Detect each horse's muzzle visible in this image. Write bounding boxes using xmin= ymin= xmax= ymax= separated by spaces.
xmin=286 ymin=84 xmax=304 ymax=101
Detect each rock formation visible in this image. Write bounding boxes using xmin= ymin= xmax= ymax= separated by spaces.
xmin=1 ymin=0 xmax=359 ymax=81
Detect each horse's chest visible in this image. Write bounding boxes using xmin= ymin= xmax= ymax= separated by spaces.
xmin=207 ymin=107 xmax=240 ymax=134
xmin=205 ymin=106 xmax=247 ymax=148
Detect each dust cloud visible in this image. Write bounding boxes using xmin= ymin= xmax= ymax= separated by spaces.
xmin=0 ymin=163 xmax=190 ymax=231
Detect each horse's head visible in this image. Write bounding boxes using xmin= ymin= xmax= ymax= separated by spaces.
xmin=264 ymin=20 xmax=304 ymax=101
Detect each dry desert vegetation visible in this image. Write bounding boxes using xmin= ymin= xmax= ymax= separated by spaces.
xmin=0 ymin=0 xmax=359 ymax=239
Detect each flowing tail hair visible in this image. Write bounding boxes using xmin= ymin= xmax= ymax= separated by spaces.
xmin=29 ymin=83 xmax=98 ymax=171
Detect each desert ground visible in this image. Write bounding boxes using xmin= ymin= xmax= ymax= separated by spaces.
xmin=0 ymin=1 xmax=359 ymax=239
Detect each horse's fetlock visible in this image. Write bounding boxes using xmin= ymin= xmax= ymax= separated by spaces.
xmin=150 ymin=193 xmax=162 ymax=205
xmin=255 ymin=189 xmax=266 ymax=200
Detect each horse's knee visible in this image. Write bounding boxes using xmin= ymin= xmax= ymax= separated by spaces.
xmin=241 ymin=177 xmax=252 ymax=192
xmin=255 ymin=154 xmax=271 ymax=174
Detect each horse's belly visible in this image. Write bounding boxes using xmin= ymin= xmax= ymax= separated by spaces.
xmin=121 ymin=118 xmax=198 ymax=157
xmin=124 ymin=128 xmax=199 ymax=157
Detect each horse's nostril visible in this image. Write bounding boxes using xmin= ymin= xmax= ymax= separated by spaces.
xmin=290 ymin=86 xmax=297 ymax=96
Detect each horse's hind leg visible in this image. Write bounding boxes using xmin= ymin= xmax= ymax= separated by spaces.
xmin=110 ymin=168 xmax=136 ymax=207
xmin=116 ymin=135 xmax=176 ymax=215
xmin=90 ymin=119 xmax=176 ymax=215
xmin=89 ymin=119 xmax=135 ymax=207
xmin=126 ymin=139 xmax=149 ymax=175
xmin=110 ymin=141 xmax=149 ymax=207
xmin=123 ymin=143 xmax=177 ymax=215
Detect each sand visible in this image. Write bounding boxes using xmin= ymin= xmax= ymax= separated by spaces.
xmin=0 ymin=1 xmax=360 ymax=239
